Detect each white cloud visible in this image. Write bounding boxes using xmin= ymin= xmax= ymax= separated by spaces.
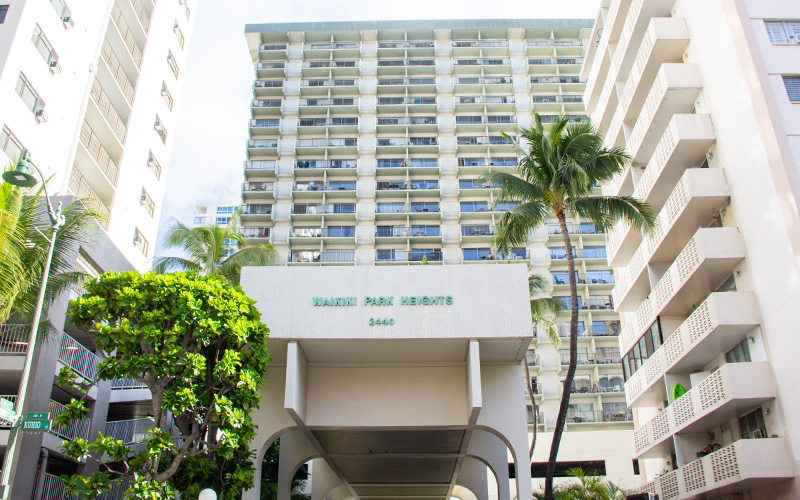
xmin=157 ymin=0 xmax=601 ymax=253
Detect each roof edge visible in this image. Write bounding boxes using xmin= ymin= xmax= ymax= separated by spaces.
xmin=244 ymin=18 xmax=594 ymax=34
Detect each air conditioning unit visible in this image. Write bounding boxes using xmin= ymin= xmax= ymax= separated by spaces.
xmin=49 ymin=60 xmax=62 ymax=74
xmin=62 ymin=16 xmax=74 ymax=29
xmin=35 ymin=109 xmax=48 ymax=123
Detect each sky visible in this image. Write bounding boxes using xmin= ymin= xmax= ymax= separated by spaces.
xmin=155 ymin=0 xmax=601 ymax=254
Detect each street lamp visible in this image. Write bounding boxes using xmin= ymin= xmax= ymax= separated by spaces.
xmin=0 ymin=150 xmax=65 ymax=499
xmin=198 ymin=488 xmax=218 ymax=500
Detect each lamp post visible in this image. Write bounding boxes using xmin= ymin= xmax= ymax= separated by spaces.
xmin=0 ymin=150 xmax=65 ymax=499
xmin=198 ymin=488 xmax=218 ymax=500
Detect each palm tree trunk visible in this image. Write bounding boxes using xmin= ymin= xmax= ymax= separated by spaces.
xmin=523 ymin=356 xmax=537 ymax=458
xmin=544 ymin=211 xmax=580 ymax=500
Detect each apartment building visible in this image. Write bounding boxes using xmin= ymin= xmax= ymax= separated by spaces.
xmin=0 ymin=0 xmax=195 ymax=497
xmin=241 ymin=19 xmax=640 ymax=492
xmin=192 ymin=189 xmax=242 ymax=257
xmin=583 ymin=0 xmax=800 ymax=498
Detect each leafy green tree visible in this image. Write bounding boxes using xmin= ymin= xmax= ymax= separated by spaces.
xmin=56 ymin=271 xmax=272 ymax=499
xmin=0 ymin=161 xmax=100 ymax=326
xmin=153 ymin=216 xmax=280 ymax=283
xmin=486 ymin=115 xmax=654 ymax=500
xmin=533 ymin=467 xmax=628 ymax=500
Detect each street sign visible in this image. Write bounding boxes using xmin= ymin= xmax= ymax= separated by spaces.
xmin=27 ymin=412 xmax=48 ymax=419
xmin=0 ymin=398 xmax=13 ymax=410
xmin=21 ymin=419 xmax=50 ymax=432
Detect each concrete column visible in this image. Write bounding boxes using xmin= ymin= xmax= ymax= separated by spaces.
xmin=310 ymin=458 xmax=343 ymax=500
xmin=277 ymin=430 xmax=319 ymax=500
xmin=455 ymin=456 xmax=489 ymax=500
xmin=466 ymin=430 xmax=511 ymax=500
xmin=76 ymin=378 xmax=112 ymax=477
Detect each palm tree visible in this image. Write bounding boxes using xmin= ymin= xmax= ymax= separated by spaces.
xmin=153 ymin=216 xmax=280 ymax=283
xmin=525 ymin=274 xmax=564 ymax=458
xmin=485 ymin=115 xmax=655 ymax=500
xmin=533 ymin=467 xmax=628 ymax=500
xmin=0 ymin=161 xmax=101 ymax=328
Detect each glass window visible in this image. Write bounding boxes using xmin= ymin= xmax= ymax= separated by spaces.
xmin=725 ymin=338 xmax=751 ymax=363
xmin=173 ymin=20 xmax=185 ymax=49
xmin=31 ymin=25 xmax=56 ymax=64
xmin=216 ymin=217 xmax=231 ymax=225
xmin=167 ymin=50 xmax=179 ymax=78
xmin=133 ymin=228 xmax=149 ymax=255
xmin=140 ymin=189 xmax=154 ymax=217
xmin=147 ymin=151 xmax=161 ymax=179
xmin=217 ymin=206 xmax=234 ymax=214
xmin=15 ymin=73 xmax=43 ymax=113
xmin=765 ymin=21 xmax=800 ymax=44
xmin=738 ymin=407 xmax=767 ymax=439
xmin=0 ymin=5 xmax=9 ymax=23
xmin=161 ymin=82 xmax=173 ymax=111
xmin=782 ymin=76 xmax=800 ymax=103
xmin=50 ymin=0 xmax=69 ymax=18
xmin=154 ymin=115 xmax=167 ymax=143
xmin=0 ymin=126 xmax=24 ymax=161
xmin=715 ymin=273 xmax=738 ymax=293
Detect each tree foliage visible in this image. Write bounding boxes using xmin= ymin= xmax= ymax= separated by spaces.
xmin=486 ymin=115 xmax=654 ymax=500
xmin=153 ymin=216 xmax=280 ymax=284
xmin=0 ymin=162 xmax=100 ymax=327
xmin=57 ymin=271 xmax=271 ymax=499
xmin=533 ymin=468 xmax=628 ymax=500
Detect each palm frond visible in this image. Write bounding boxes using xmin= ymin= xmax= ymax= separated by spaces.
xmin=152 ymin=256 xmax=202 ymax=274
xmin=218 ymin=243 xmax=280 ymax=284
xmin=570 ymin=195 xmax=656 ymax=233
xmin=493 ymin=201 xmax=549 ymax=253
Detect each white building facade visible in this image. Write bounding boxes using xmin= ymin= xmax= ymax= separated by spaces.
xmin=192 ymin=189 xmax=242 ymax=257
xmin=241 ymin=19 xmax=640 ymax=493
xmin=584 ymin=0 xmax=800 ymax=498
xmin=0 ymin=0 xmax=195 ymax=498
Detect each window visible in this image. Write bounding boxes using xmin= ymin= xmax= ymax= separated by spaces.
xmin=526 ymin=461 xmax=606 ymax=479
xmin=133 ymin=228 xmax=149 ymax=255
xmin=1 ymin=5 xmax=10 ymax=24
xmin=15 ymin=73 xmax=44 ymax=114
xmin=783 ymin=76 xmax=800 ymax=102
xmin=173 ymin=20 xmax=185 ymax=49
xmin=50 ymin=0 xmax=70 ymax=18
xmin=147 ymin=151 xmax=161 ymax=179
xmin=31 ymin=25 xmax=57 ymax=65
xmin=161 ymin=82 xmax=173 ymax=110
xmin=167 ymin=50 xmax=179 ymax=78
xmin=0 ymin=126 xmax=24 ymax=161
xmin=216 ymin=216 xmax=231 ymax=225
xmin=154 ymin=115 xmax=167 ymax=143
xmin=738 ymin=407 xmax=767 ymax=439
xmin=216 ymin=206 xmax=234 ymax=214
xmin=140 ymin=188 xmax=154 ymax=217
xmin=765 ymin=21 xmax=800 ymax=44
xmin=725 ymin=337 xmax=751 ymax=363
xmin=193 ymin=217 xmax=206 ymax=225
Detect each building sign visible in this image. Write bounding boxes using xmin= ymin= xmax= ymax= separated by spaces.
xmin=312 ymin=296 xmax=453 ymax=307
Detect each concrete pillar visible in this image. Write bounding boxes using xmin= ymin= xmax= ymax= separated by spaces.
xmin=277 ymin=431 xmax=319 ymax=500
xmin=455 ymin=456 xmax=489 ymax=500
xmin=467 ymin=430 xmax=511 ymax=500
xmin=310 ymin=458 xmax=343 ymax=500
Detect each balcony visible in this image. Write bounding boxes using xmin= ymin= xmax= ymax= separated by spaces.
xmin=456 ymin=136 xmax=513 ymax=153
xmin=258 ymin=42 xmax=288 ymax=59
xmin=303 ymin=41 xmax=361 ymax=58
xmin=376 ymin=40 xmax=435 ymax=56
xmin=639 ymin=438 xmax=793 ymax=500
xmin=295 ymin=138 xmax=357 ymax=154
xmin=566 ymin=410 xmax=633 ymax=424
xmin=256 ymin=61 xmax=286 ymax=77
xmin=298 ymin=97 xmax=358 ymax=114
xmin=293 ymin=181 xmax=356 ymax=199
xmin=628 ymin=64 xmax=703 ymax=164
xmin=527 ymin=57 xmax=584 ymax=69
xmin=454 ymin=76 xmax=513 ymax=92
xmin=544 ymin=222 xmax=604 ymax=241
xmin=376 ymin=116 xmax=437 ymax=133
xmin=376 ymin=137 xmax=438 ymax=153
xmin=297 ymin=117 xmax=358 ymax=134
xmin=454 ymin=95 xmax=516 ymax=112
xmin=250 ymin=118 xmax=281 ymax=135
xmin=376 ymin=180 xmax=439 ymax=197
xmin=240 ymin=226 xmax=271 ymax=241
xmin=455 ymin=115 xmax=517 ymax=132
xmin=623 ymin=292 xmax=761 ymax=408
xmin=247 ymin=139 xmax=279 ymax=156
xmin=375 ymin=158 xmax=439 ymax=174
xmin=49 ymin=399 xmax=90 ymax=441
xmin=289 ymin=227 xmax=356 ymax=242
xmin=289 ymin=249 xmax=355 ymax=265
xmin=302 ymin=59 xmax=359 ymax=77
xmin=634 ymin=362 xmax=776 ymax=460
xmin=88 ymin=79 xmax=127 ymax=147
xmin=548 ymin=247 xmax=608 ymax=263
xmin=375 ymin=249 xmax=442 ymax=264
xmin=375 ymin=202 xmax=440 ymax=220
xmin=460 ymin=225 xmax=496 ymax=242
xmin=606 ymin=17 xmax=691 ymax=148
xmin=58 ymin=332 xmax=99 ymax=381
xmin=376 ymin=77 xmax=436 ymax=93
xmin=251 ymin=98 xmax=282 ymax=115
xmin=109 ymin=3 xmax=143 ymax=69
xmin=242 ymin=181 xmax=275 ymax=200
xmin=295 ymin=159 xmax=357 ymax=176
xmin=105 ymin=417 xmax=154 ymax=445
xmin=290 ymin=203 xmax=356 ymax=221
xmin=452 ymin=58 xmax=511 ymax=73
xmin=240 ymin=203 xmax=272 ymax=222
xmin=76 ymin=121 xmax=119 ymax=195
xmin=374 ymin=226 xmax=441 ymax=243
xmin=452 ymin=40 xmax=509 ymax=49
xmin=68 ymin=168 xmax=110 ymax=229
xmin=612 ymin=168 xmax=730 ymax=310
xmin=463 ymin=248 xmax=528 ymax=263
xmin=376 ymin=96 xmax=437 ymax=113
xmin=244 ymin=159 xmax=277 ymax=179
xmin=376 ymin=59 xmax=436 ymax=76
xmin=99 ymin=40 xmax=135 ymax=107
xmin=253 ymin=79 xmax=284 ymax=96
xmin=300 ymin=78 xmax=359 ymax=97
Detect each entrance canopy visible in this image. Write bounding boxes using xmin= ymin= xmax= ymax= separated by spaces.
xmin=240 ymin=265 xmax=535 ymax=500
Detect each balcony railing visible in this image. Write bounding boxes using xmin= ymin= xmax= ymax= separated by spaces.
xmin=456 ymin=76 xmax=512 ymax=85
xmin=254 ymin=79 xmax=283 ymax=89
xmin=377 ymin=117 xmax=437 ymax=126
xmin=100 ymin=40 xmax=135 ymax=104
xmin=244 ymin=160 xmax=276 ymax=170
xmin=296 ymin=138 xmax=357 ymax=147
xmin=375 ymin=202 xmax=440 ymax=214
xmin=461 ymin=225 xmax=496 ymax=236
xmin=377 ymin=59 xmax=435 ymax=67
xmin=111 ymin=376 xmax=147 ymax=390
xmin=0 ymin=325 xmax=30 ymax=354
xmin=50 ymin=399 xmax=90 ymax=441
xmin=530 ymin=76 xmax=585 ymax=84
xmin=240 ymin=227 xmax=271 ymax=238
xmin=377 ymin=78 xmax=436 ymax=86
xmin=566 ymin=410 xmax=632 ymax=423
xmin=291 ymin=203 xmax=355 ymax=215
xmin=289 ymin=250 xmax=355 ymax=263
xmin=242 ymin=181 xmax=275 ymax=192
xmin=456 ymin=95 xmax=516 ymax=105
xmin=378 ymin=97 xmax=436 ymax=105
xmin=105 ymin=417 xmax=154 ymax=445
xmin=532 ymin=95 xmax=583 ymax=103
xmin=454 ymin=58 xmax=510 ymax=66
xmin=252 ymin=99 xmax=282 ymax=108
xmin=551 ymin=272 xmax=615 ymax=285
xmin=378 ymin=41 xmax=434 ymax=48
xmin=457 ymin=157 xmax=517 ymax=167
xmin=376 ymin=249 xmax=442 ymax=262
xmin=296 ymin=159 xmax=357 ymax=169
xmin=257 ymin=61 xmax=286 ymax=70
xmin=452 ymin=40 xmax=509 ymax=48
xmin=545 ymin=223 xmax=604 ymax=235
xmin=69 ymin=168 xmax=110 ymax=229
xmin=298 ymin=118 xmax=358 ymax=127
xmin=298 ymin=97 xmax=357 ymax=107
xmin=58 ymin=332 xmax=100 ymax=380
xmin=260 ymin=43 xmax=287 ymax=51
xmin=456 ymin=136 xmax=512 ymax=146
xmin=79 ymin=121 xmax=119 ymax=184
xmin=376 ymin=180 xmax=439 ymax=190
xmin=377 ymin=137 xmax=438 ymax=147
xmin=290 ymin=227 xmax=355 ymax=238
xmin=304 ymin=42 xmax=360 ymax=50
xmin=377 ymin=159 xmax=438 ymax=168
xmin=301 ymin=78 xmax=358 ymax=87
xmin=293 ymin=182 xmax=356 ymax=192
xmin=90 ymin=79 xmax=127 ymax=142
xmin=241 ymin=204 xmax=272 ymax=215
xmin=110 ymin=4 xmax=143 ymax=67
xmin=528 ymin=57 xmax=583 ymax=65
xmin=303 ymin=60 xmax=359 ymax=69
xmin=525 ymin=39 xmax=583 ymax=47
xmin=549 ymin=248 xmax=608 ymax=259
xmin=375 ymin=226 xmax=440 ymax=237
xmin=463 ymin=249 xmax=528 ymax=261
xmin=251 ymin=119 xmax=280 ymax=128
xmin=247 ymin=139 xmax=278 ymax=149
xmin=456 ymin=116 xmax=516 ymax=124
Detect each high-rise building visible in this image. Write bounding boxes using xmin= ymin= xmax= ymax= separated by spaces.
xmin=193 ymin=189 xmax=242 ymax=258
xmin=0 ymin=0 xmax=195 ymax=497
xmin=583 ymin=1 xmax=800 ymax=498
xmin=241 ymin=19 xmax=639 ymax=492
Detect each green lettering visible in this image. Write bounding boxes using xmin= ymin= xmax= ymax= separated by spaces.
xmin=379 ymin=297 xmax=386 ymax=306
xmin=387 ymin=297 xmax=393 ymax=305
xmin=410 ymin=297 xmax=417 ymax=305
xmin=401 ymin=296 xmax=409 ymax=305
xmin=364 ymin=297 xmax=372 ymax=305
xmin=313 ymin=298 xmax=323 ymax=306
xmin=446 ymin=296 xmax=453 ymax=305
xmin=422 ymin=296 xmax=430 ymax=305
xmin=323 ymin=298 xmax=330 ymax=306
